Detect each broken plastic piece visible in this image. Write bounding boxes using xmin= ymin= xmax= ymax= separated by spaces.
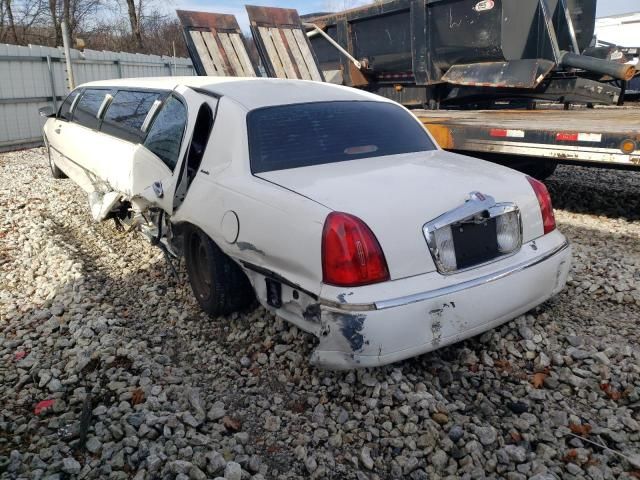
xmin=88 ymin=191 xmax=122 ymax=222
xmin=34 ymin=399 xmax=55 ymax=415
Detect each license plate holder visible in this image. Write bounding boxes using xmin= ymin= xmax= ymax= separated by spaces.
xmin=452 ymin=218 xmax=499 ymax=270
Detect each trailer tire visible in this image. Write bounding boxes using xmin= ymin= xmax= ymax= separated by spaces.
xmin=524 ymin=161 xmax=558 ymax=181
xmin=184 ymin=225 xmax=254 ymax=317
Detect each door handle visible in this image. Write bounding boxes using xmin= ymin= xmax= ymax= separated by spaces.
xmin=152 ymin=181 xmax=164 ymax=199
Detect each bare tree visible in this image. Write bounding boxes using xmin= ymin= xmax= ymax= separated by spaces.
xmin=5 ymin=0 xmax=19 ymax=43
xmin=1 ymin=0 xmax=187 ymax=57
xmin=68 ymin=0 xmax=107 ymax=37
xmin=0 ymin=0 xmax=6 ymax=41
xmin=123 ymin=0 xmax=142 ymax=50
xmin=48 ymin=0 xmax=61 ymax=44
xmin=6 ymin=0 xmax=66 ymax=45
xmin=44 ymin=0 xmax=110 ymax=45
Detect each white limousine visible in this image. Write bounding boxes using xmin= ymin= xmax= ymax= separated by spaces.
xmin=41 ymin=77 xmax=572 ymax=369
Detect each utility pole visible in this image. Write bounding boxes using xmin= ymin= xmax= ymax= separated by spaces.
xmin=172 ymin=41 xmax=177 ymax=76
xmin=61 ymin=21 xmax=75 ymax=90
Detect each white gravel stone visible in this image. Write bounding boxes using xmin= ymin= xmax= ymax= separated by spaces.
xmin=61 ymin=457 xmax=81 ymax=475
xmin=0 ymin=151 xmax=638 ymax=479
xmin=360 ymin=446 xmax=374 ymax=470
xmin=85 ymin=437 xmax=102 ymax=454
xmin=224 ymin=461 xmax=241 ymax=480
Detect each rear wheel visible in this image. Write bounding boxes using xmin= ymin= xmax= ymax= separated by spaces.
xmin=184 ymin=225 xmax=254 ymax=316
xmin=45 ymin=140 xmax=67 ymax=179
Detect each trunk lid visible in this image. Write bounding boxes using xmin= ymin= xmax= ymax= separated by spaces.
xmin=257 ymin=151 xmax=543 ymax=279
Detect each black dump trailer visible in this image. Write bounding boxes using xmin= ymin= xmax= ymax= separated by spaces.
xmin=305 ymin=0 xmax=637 ymax=107
xmin=176 ymin=2 xmax=640 ymax=174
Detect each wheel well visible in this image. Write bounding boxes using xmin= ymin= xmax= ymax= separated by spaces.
xmin=167 ymin=221 xmax=190 ymax=258
xmin=180 ymin=223 xmax=257 ymax=315
xmin=171 ymin=222 xmax=247 ymax=275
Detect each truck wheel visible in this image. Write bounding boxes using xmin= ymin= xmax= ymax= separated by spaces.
xmin=516 ymin=161 xmax=558 ymax=181
xmin=526 ymin=162 xmax=558 ymax=181
xmin=184 ymin=225 xmax=254 ymax=316
xmin=45 ymin=141 xmax=67 ymax=179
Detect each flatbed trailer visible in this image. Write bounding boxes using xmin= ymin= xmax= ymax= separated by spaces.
xmin=417 ymin=107 xmax=640 ymax=175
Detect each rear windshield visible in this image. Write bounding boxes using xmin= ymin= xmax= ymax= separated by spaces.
xmin=247 ymin=101 xmax=436 ymax=173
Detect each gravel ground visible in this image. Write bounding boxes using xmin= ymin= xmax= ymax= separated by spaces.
xmin=0 ymin=148 xmax=639 ymax=480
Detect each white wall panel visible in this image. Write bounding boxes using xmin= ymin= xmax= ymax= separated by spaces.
xmin=0 ymin=43 xmax=195 ymax=149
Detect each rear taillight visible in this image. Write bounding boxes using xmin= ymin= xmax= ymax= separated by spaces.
xmin=322 ymin=212 xmax=390 ymax=287
xmin=527 ymin=176 xmax=556 ymax=235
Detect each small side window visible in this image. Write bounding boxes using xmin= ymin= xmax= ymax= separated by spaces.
xmin=143 ymin=96 xmax=188 ymax=170
xmin=73 ymin=89 xmax=108 ymax=130
xmin=101 ymin=90 xmax=164 ymax=143
xmin=58 ymin=90 xmax=80 ymax=121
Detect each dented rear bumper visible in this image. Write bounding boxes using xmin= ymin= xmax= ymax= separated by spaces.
xmin=310 ymin=231 xmax=571 ymax=369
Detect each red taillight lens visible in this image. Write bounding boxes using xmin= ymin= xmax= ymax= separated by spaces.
xmin=322 ymin=212 xmax=390 ymax=287
xmin=527 ymin=176 xmax=556 ymax=235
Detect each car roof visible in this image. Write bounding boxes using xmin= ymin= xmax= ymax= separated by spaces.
xmin=79 ymin=77 xmax=390 ymax=110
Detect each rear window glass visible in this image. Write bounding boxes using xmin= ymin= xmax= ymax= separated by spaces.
xmin=247 ymin=101 xmax=436 ymax=173
xmin=101 ymin=90 xmax=163 ymax=143
xmin=73 ymin=89 xmax=108 ymax=130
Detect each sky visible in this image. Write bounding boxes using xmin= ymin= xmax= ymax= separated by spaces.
xmin=596 ymin=0 xmax=640 ymax=17
xmin=171 ymin=0 xmax=640 ymax=31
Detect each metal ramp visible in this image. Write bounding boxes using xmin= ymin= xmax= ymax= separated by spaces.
xmin=246 ymin=6 xmax=324 ymax=82
xmin=177 ymin=10 xmax=256 ymax=77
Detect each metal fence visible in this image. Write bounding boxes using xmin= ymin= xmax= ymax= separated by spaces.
xmin=0 ymin=43 xmax=195 ymax=151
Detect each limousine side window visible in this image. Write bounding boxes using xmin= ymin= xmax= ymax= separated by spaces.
xmin=143 ymin=96 xmax=187 ymax=170
xmin=73 ymin=89 xmax=108 ymax=130
xmin=101 ymin=90 xmax=163 ymax=143
xmin=58 ymin=90 xmax=80 ymax=121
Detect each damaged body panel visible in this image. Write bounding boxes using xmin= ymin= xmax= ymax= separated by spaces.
xmin=312 ymin=231 xmax=571 ymax=369
xmin=43 ymin=76 xmax=571 ymax=369
xmin=44 ymin=80 xmax=220 ymax=244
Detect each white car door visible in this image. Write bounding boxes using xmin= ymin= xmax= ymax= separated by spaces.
xmin=95 ymin=89 xmax=166 ymax=196
xmin=133 ymin=86 xmax=218 ymax=215
xmin=46 ymin=89 xmax=93 ymax=190
xmin=50 ymin=88 xmax=115 ymax=194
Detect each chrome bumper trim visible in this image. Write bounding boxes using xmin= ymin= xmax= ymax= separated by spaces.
xmin=374 ymin=239 xmax=570 ymax=310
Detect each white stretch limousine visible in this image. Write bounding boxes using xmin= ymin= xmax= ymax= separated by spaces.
xmin=41 ymin=77 xmax=572 ymax=369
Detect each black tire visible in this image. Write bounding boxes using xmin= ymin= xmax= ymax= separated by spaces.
xmin=184 ymin=225 xmax=254 ymax=316
xmin=45 ymin=140 xmax=67 ymax=179
xmin=518 ymin=161 xmax=558 ymax=181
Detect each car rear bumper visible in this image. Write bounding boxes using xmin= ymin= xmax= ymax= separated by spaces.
xmin=310 ymin=231 xmax=571 ymax=369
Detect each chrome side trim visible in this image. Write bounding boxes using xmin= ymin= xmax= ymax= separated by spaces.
xmin=70 ymin=92 xmax=82 ymax=115
xmin=374 ymin=239 xmax=570 ymax=310
xmin=319 ymin=298 xmax=377 ymax=312
xmin=141 ymin=99 xmax=163 ymax=133
xmin=96 ymin=93 xmax=113 ymax=119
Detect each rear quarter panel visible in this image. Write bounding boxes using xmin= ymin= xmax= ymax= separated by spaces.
xmin=171 ymin=97 xmax=330 ymax=295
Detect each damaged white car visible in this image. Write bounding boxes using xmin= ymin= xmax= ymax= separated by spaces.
xmin=41 ymin=77 xmax=572 ymax=369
